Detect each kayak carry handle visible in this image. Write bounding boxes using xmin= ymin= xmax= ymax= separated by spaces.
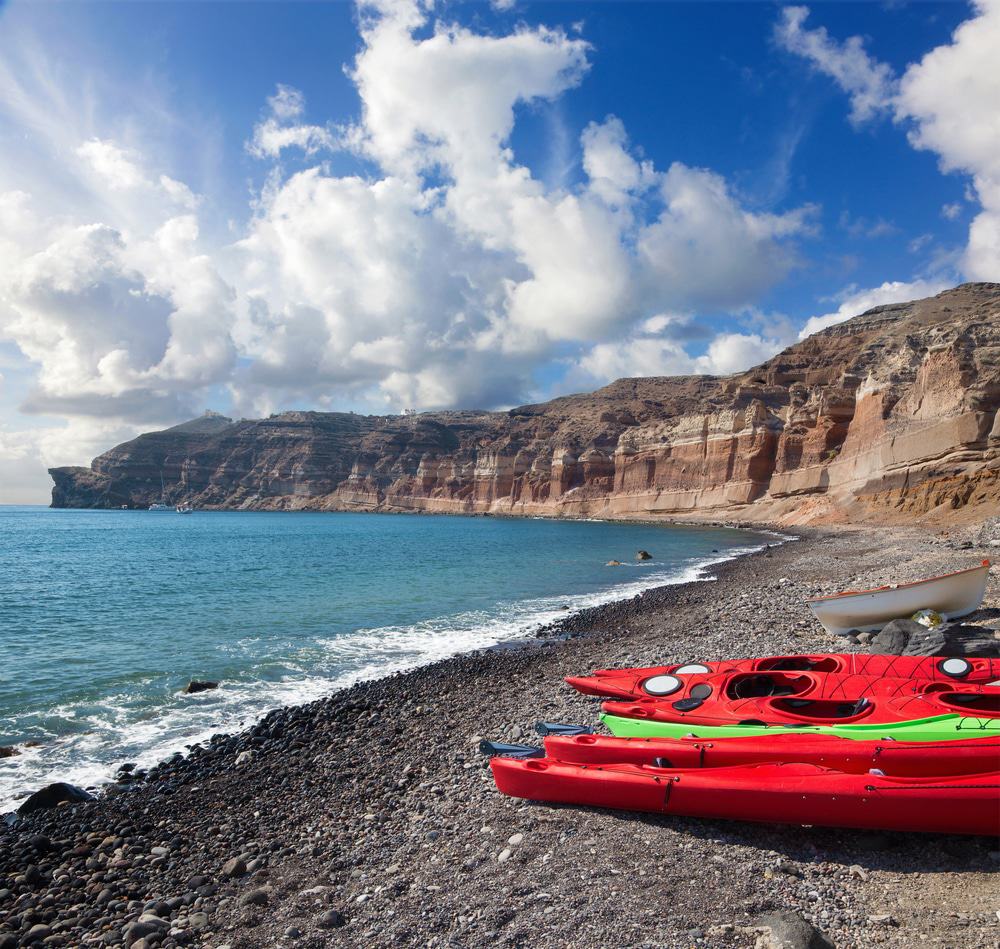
xmin=479 ymin=740 xmax=545 ymax=759
xmin=535 ymin=722 xmax=595 ymax=736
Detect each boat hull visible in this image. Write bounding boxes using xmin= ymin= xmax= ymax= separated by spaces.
xmin=806 ymin=562 xmax=990 ymax=635
xmin=567 ymin=653 xmax=1000 ymax=700
xmin=489 ymin=757 xmax=1000 ymax=835
xmin=602 ymin=711 xmax=1000 ymax=742
xmin=542 ymin=733 xmax=1000 ymax=776
xmin=598 ymin=671 xmax=1000 ymax=727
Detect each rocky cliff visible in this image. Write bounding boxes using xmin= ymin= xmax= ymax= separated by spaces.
xmin=49 ymin=283 xmax=1000 ymax=525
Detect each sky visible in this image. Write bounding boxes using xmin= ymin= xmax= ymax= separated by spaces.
xmin=0 ymin=0 xmax=997 ymax=502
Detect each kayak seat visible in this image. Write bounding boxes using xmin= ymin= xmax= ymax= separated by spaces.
xmin=772 ymin=697 xmax=873 ymax=721
xmin=941 ymin=693 xmax=1000 ymax=715
xmin=758 ymin=657 xmax=839 ymax=673
xmin=727 ymin=673 xmax=806 ymax=700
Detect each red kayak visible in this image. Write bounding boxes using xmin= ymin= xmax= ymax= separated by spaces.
xmin=489 ymin=757 xmax=1000 ymax=835
xmin=590 ymin=667 xmax=998 ymax=726
xmin=567 ymin=653 xmax=1000 ymax=700
xmin=602 ymin=683 xmax=1000 ymax=728
xmin=540 ymin=732 xmax=1000 ymax=776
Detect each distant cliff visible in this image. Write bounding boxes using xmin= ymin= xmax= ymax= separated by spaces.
xmin=50 ymin=283 xmax=1000 ymax=525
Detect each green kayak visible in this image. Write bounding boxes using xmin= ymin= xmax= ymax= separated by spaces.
xmin=601 ymin=712 xmax=1000 ymax=742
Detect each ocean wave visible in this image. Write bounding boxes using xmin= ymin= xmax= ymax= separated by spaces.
xmin=0 ymin=535 xmax=779 ymax=813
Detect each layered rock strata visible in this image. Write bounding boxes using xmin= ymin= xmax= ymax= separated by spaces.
xmin=49 ymin=283 xmax=1000 ymax=525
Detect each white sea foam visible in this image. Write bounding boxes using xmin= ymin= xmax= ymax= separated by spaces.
xmin=0 ymin=536 xmax=781 ymax=813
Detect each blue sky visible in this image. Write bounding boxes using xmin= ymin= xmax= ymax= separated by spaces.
xmin=0 ymin=0 xmax=997 ymax=501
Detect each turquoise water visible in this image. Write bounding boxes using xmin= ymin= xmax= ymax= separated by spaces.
xmin=0 ymin=506 xmax=772 ymax=810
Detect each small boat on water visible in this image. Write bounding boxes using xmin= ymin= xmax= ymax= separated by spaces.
xmin=806 ymin=560 xmax=991 ymax=635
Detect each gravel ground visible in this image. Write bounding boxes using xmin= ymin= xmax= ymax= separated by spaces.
xmin=2 ymin=525 xmax=999 ymax=949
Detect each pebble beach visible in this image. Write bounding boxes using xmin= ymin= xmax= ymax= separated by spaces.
xmin=2 ymin=524 xmax=999 ymax=949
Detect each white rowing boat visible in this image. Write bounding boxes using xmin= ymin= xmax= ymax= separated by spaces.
xmin=806 ymin=560 xmax=991 ymax=636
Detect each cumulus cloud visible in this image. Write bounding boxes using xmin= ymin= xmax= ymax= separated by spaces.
xmin=797 ymin=278 xmax=949 ymax=339
xmin=232 ymin=0 xmax=813 ymax=413
xmin=0 ymin=0 xmax=826 ymax=496
xmin=777 ymin=2 xmax=1000 ymax=281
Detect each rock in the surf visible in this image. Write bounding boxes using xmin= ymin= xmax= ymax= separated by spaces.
xmin=636 ymin=549 xmax=652 ymax=560
xmin=0 ymin=746 xmax=19 ymax=758
xmin=606 ymin=560 xmax=622 ymax=566
xmin=183 ymin=680 xmax=220 ymax=694
xmin=17 ymin=782 xmax=96 ymax=816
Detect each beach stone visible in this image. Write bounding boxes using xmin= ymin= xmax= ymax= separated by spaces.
xmin=870 ymin=618 xmax=923 ymax=655
xmin=636 ymin=550 xmax=652 ymax=560
xmin=752 ymin=911 xmax=835 ymax=949
xmin=0 ymin=936 xmax=16 ymax=949
xmin=183 ymin=680 xmax=219 ymax=694
xmin=23 ymin=924 xmax=53 ymax=943
xmin=0 ymin=745 xmax=19 ymax=758
xmin=240 ymin=888 xmax=270 ymax=907
xmin=317 ymin=909 xmax=346 ymax=929
xmin=16 ymin=782 xmax=95 ymax=815
xmin=222 ymin=857 xmax=247 ymax=878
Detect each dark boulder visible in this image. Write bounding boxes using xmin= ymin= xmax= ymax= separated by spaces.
xmin=183 ymin=680 xmax=219 ymax=694
xmin=904 ymin=623 xmax=999 ymax=658
xmin=17 ymin=782 xmax=96 ymax=816
xmin=870 ymin=618 xmax=925 ymax=655
xmin=636 ymin=550 xmax=652 ymax=561
xmin=0 ymin=746 xmax=19 ymax=758
xmin=872 ymin=617 xmax=1000 ymax=658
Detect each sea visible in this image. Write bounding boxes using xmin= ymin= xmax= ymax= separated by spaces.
xmin=0 ymin=506 xmax=775 ymax=812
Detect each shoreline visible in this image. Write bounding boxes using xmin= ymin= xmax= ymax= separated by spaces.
xmin=0 ymin=517 xmax=779 ymax=815
xmin=2 ymin=524 xmax=998 ymax=948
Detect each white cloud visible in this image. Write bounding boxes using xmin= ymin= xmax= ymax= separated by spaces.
xmin=76 ymin=139 xmax=149 ymax=190
xmin=941 ymin=202 xmax=963 ymax=221
xmin=774 ymin=6 xmax=896 ymax=126
xmin=568 ymin=313 xmax=789 ymax=390
xmin=895 ymin=0 xmax=1000 ymax=280
xmin=0 ymin=0 xmax=819 ymax=477
xmin=797 ymin=278 xmax=949 ymax=339
xmin=696 ymin=332 xmax=782 ymax=375
xmin=233 ymin=1 xmax=813 ymax=411
xmin=777 ymin=2 xmax=1000 ymax=281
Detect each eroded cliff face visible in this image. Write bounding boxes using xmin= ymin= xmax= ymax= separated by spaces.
xmin=49 ymin=283 xmax=1000 ymax=525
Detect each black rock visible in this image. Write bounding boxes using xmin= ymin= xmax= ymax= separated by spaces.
xmin=184 ymin=680 xmax=220 ymax=694
xmin=870 ymin=618 xmax=924 ymax=655
xmin=752 ymin=911 xmax=835 ymax=949
xmin=905 ymin=623 xmax=1000 ymax=658
xmin=16 ymin=782 xmax=96 ymax=816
